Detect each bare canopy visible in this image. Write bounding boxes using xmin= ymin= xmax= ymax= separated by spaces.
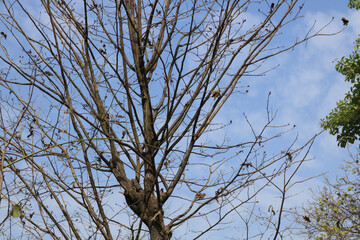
xmin=0 ymin=0 xmax=337 ymax=239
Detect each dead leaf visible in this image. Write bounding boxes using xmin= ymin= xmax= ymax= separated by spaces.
xmin=44 ymin=71 xmax=53 ymax=76
xmin=285 ymin=152 xmax=292 ymax=161
xmin=303 ymin=216 xmax=311 ymax=222
xmin=341 ymin=17 xmax=349 ymax=26
xmin=1 ymin=32 xmax=7 ymax=39
xmin=196 ymin=192 xmax=205 ymax=200
xmin=211 ymin=90 xmax=221 ymax=99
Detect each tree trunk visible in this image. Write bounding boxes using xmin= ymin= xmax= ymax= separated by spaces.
xmin=124 ymin=186 xmax=171 ymax=239
xmin=149 ymin=222 xmax=172 ymax=240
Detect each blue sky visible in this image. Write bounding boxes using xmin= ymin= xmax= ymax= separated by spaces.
xmin=214 ymin=0 xmax=358 ymax=179
xmin=237 ymin=0 xmax=359 ymax=174
xmin=265 ymin=0 xmax=359 ymax=180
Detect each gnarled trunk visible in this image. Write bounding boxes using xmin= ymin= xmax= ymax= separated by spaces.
xmin=149 ymin=223 xmax=172 ymax=240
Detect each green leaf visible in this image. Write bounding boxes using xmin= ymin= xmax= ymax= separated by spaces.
xmin=348 ymin=0 xmax=360 ymax=9
xmin=11 ymin=204 xmax=21 ymax=218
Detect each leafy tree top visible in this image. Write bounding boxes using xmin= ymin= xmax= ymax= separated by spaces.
xmin=348 ymin=0 xmax=360 ymax=10
xmin=321 ymin=37 xmax=360 ymax=147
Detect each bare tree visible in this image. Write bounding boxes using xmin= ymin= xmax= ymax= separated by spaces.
xmin=0 ymin=0 xmax=336 ymax=239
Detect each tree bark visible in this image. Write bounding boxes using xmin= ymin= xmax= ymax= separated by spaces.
xmin=124 ymin=187 xmax=171 ymax=239
xmin=149 ymin=220 xmax=172 ymax=240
